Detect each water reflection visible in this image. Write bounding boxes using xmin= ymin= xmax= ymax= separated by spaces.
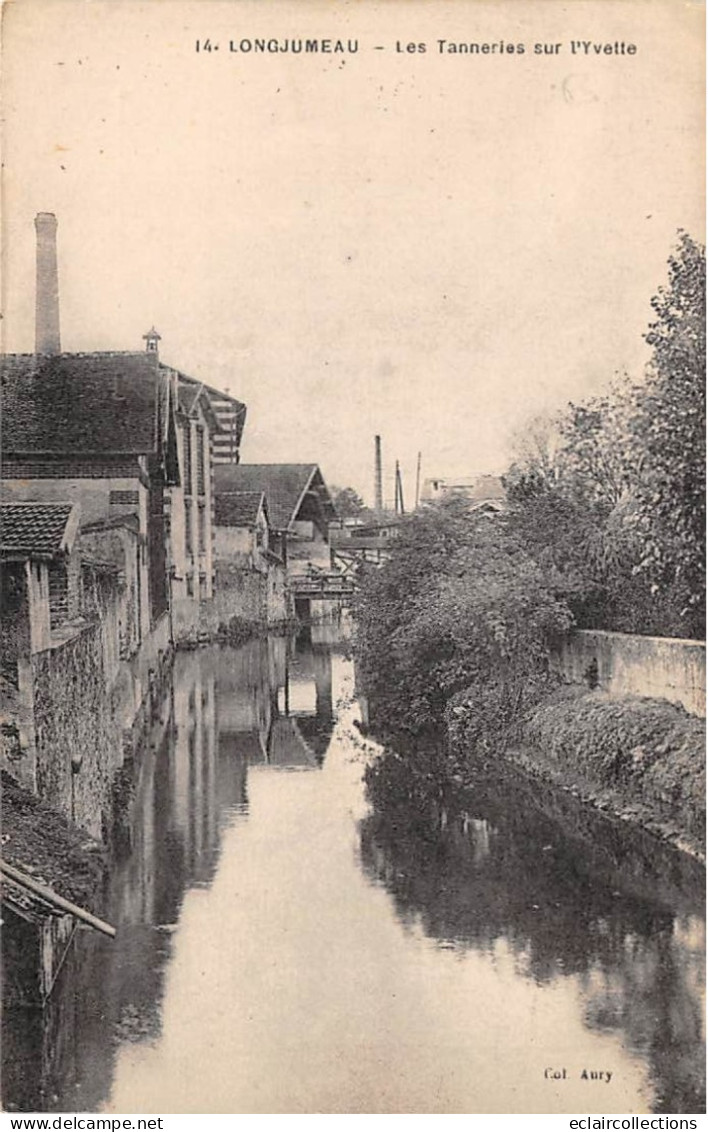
xmin=1 ymin=630 xmax=337 ymax=1113
xmin=2 ymin=630 xmax=704 ymax=1114
xmin=360 ymin=764 xmax=706 ymax=1114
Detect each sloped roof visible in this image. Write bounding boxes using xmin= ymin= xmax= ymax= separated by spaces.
xmin=177 ymin=373 xmax=247 ymax=447
xmin=175 ymin=377 xmax=221 ymax=434
xmin=214 ymin=464 xmax=336 ymax=531
xmin=1 ymin=352 xmax=160 ymax=455
xmin=1 ymin=502 xmax=79 ymax=559
xmin=214 ymin=491 xmax=266 ymax=529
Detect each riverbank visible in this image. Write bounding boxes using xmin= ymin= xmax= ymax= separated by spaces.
xmin=447 ymin=686 xmax=706 ymax=861
xmin=361 ymin=679 xmax=705 ymax=862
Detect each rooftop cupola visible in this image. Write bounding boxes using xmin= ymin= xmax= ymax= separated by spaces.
xmin=142 ymin=327 xmax=161 ymax=356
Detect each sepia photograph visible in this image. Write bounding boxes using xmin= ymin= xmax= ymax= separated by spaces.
xmin=0 ymin=0 xmax=705 ymax=1117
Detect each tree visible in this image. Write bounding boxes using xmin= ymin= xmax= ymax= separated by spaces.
xmin=504 ymin=385 xmax=642 ymax=631
xmin=354 ymin=497 xmax=571 ymax=744
xmin=627 ymin=232 xmax=706 ymax=633
xmin=506 ymin=411 xmax=563 ymax=490
xmin=330 ymin=485 xmax=367 ymax=519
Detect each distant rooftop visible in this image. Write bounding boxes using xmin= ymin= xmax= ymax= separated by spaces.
xmin=420 ymin=473 xmax=506 ymax=505
xmin=214 ymin=491 xmax=266 ymax=529
xmin=214 ymin=464 xmax=336 ymax=531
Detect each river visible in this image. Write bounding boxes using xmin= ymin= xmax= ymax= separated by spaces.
xmin=2 ymin=625 xmax=705 ymax=1114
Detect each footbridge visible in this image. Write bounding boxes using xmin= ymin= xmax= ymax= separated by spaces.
xmin=289 ymin=572 xmax=357 ymax=601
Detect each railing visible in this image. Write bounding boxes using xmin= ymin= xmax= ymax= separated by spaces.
xmin=290 ymin=573 xmax=356 ymax=598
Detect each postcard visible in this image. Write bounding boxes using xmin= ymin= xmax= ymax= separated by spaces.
xmin=1 ymin=0 xmax=704 ymax=1118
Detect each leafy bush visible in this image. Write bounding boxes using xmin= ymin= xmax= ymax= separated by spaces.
xmin=523 ymin=691 xmax=705 ymax=842
xmin=354 ymin=497 xmax=571 ymax=745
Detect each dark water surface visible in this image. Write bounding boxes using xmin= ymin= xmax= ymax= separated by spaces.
xmin=2 ymin=627 xmax=705 ymax=1114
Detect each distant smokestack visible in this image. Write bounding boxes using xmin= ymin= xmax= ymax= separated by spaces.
xmin=394 ymin=460 xmax=405 ymax=516
xmin=35 ymin=212 xmax=61 ymax=354
xmin=374 ymin=435 xmax=383 ymax=513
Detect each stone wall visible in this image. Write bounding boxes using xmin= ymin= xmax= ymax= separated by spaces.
xmin=29 ymin=610 xmax=173 ymax=838
xmin=111 ymin=611 xmax=172 ymax=735
xmin=79 ymin=524 xmax=141 ymax=660
xmin=551 ymin=630 xmax=706 ymax=718
xmin=174 ymin=562 xmax=292 ymax=644
xmin=1 ymin=562 xmax=29 ymax=685
xmin=32 ymin=623 xmax=123 ymax=839
xmin=2 ymin=567 xmax=38 ymax=791
xmin=266 ymin=563 xmax=291 ymax=623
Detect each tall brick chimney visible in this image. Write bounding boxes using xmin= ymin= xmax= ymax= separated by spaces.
xmin=35 ymin=212 xmax=61 ymax=354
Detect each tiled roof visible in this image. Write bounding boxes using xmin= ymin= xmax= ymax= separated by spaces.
xmin=1 ymin=502 xmax=79 ymax=559
xmin=214 ymin=491 xmax=266 ymax=529
xmin=1 ymin=353 xmax=160 ymax=455
xmin=214 ymin=464 xmax=335 ymax=530
xmin=1 ymin=457 xmax=142 ymax=480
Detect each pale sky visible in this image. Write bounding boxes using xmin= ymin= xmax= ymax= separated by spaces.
xmin=2 ymin=0 xmax=704 ymax=505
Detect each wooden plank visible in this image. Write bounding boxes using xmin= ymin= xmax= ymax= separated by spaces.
xmin=0 ymin=860 xmax=116 ymax=938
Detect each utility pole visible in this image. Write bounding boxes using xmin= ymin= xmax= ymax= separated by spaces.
xmin=374 ymin=435 xmax=383 ymax=515
xmin=415 ymin=451 xmax=422 ymax=509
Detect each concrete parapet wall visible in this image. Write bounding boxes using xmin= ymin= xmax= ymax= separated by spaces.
xmin=551 ymin=630 xmax=706 ymax=718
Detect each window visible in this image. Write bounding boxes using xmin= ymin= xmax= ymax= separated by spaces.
xmin=183 ymin=428 xmax=193 ymax=496
xmin=186 ymin=572 xmax=194 ymax=597
xmin=109 ymin=489 xmax=139 ymax=506
xmin=196 ymin=426 xmax=205 ymax=495
xmin=198 ymin=503 xmax=206 ymax=554
xmin=185 ymin=499 xmax=193 ymax=557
